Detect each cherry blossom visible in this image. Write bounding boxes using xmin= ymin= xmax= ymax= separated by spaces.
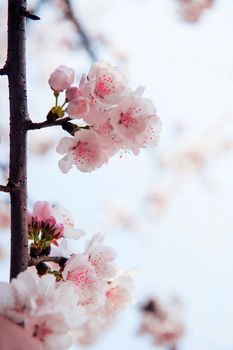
xmin=28 ymin=201 xmax=64 ymax=244
xmin=47 ymin=61 xmax=161 ymax=173
xmin=28 ymin=201 xmax=83 ymax=244
xmin=85 ymin=233 xmax=117 ymax=280
xmin=75 ymin=272 xmax=133 ymax=345
xmin=48 ymin=65 xmax=74 ymax=92
xmin=0 ymin=270 xmax=86 ymax=350
xmin=179 ymin=0 xmax=214 ymax=22
xmin=62 ymin=254 xmax=107 ymax=311
xmin=110 ymin=91 xmax=161 ymax=155
xmin=51 ymin=205 xmax=84 ymax=240
xmin=94 ymin=118 xmax=125 ymax=157
xmin=80 ymin=60 xmax=130 ymax=107
xmin=57 ymin=129 xmax=108 ymax=173
xmin=105 ymin=272 xmax=133 ymax=313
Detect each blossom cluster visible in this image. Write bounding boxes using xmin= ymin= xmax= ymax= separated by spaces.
xmin=139 ymin=297 xmax=184 ymax=348
xmin=179 ymin=0 xmax=214 ymax=22
xmin=48 ymin=61 xmax=161 ymax=173
xmin=0 ymin=201 xmax=133 ymax=350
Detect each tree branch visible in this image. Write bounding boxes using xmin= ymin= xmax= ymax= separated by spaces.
xmin=27 ymin=117 xmax=71 ymax=130
xmin=28 ymin=256 xmax=66 ymax=266
xmin=8 ymin=0 xmax=30 ymax=279
xmin=61 ymin=0 xmax=97 ymax=62
xmin=0 ymin=185 xmax=10 ymax=193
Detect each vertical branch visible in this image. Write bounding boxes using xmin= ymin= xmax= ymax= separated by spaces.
xmin=61 ymin=0 xmax=97 ymax=61
xmin=7 ymin=0 xmax=29 ymax=279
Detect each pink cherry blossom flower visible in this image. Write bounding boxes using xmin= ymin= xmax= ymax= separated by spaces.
xmin=94 ymin=119 xmax=124 ymax=157
xmin=0 ymin=270 xmax=86 ymax=350
xmin=105 ymin=272 xmax=133 ymax=313
xmin=56 ymin=129 xmax=108 ymax=173
xmin=75 ymin=272 xmax=133 ymax=345
xmin=110 ymin=91 xmax=161 ymax=155
xmin=52 ymin=205 xmax=84 ymax=240
xmin=79 ymin=103 xmax=110 ymax=128
xmin=179 ymin=0 xmax=214 ymax=22
xmin=48 ymin=65 xmax=74 ymax=92
xmin=66 ymin=96 xmax=90 ymax=119
xmin=85 ymin=233 xmax=117 ymax=280
xmin=62 ymin=254 xmax=106 ymax=311
xmin=80 ymin=61 xmax=130 ymax=107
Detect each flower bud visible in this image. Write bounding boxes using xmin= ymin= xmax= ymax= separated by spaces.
xmin=65 ymin=87 xmax=81 ymax=101
xmin=48 ymin=65 xmax=74 ymax=92
xmin=66 ymin=96 xmax=89 ymax=119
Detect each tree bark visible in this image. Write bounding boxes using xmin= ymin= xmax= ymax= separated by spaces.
xmin=7 ymin=0 xmax=29 ymax=279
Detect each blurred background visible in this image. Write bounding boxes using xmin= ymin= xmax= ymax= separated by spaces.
xmin=0 ymin=1 xmax=233 ymax=349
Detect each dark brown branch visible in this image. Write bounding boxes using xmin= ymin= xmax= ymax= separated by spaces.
xmin=0 ymin=185 xmax=10 ymax=193
xmin=27 ymin=117 xmax=71 ymax=130
xmin=61 ymin=0 xmax=97 ymax=62
xmin=28 ymin=256 xmax=65 ymax=266
xmin=8 ymin=0 xmax=30 ymax=279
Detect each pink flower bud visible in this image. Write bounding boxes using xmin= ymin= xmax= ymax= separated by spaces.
xmin=48 ymin=65 xmax=75 ymax=92
xmin=66 ymin=96 xmax=90 ymax=119
xmin=65 ymin=87 xmax=81 ymax=101
xmin=52 ymin=223 xmax=65 ymax=239
xmin=43 ymin=216 xmax=57 ymax=229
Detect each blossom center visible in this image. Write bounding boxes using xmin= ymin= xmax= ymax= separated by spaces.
xmin=74 ymin=142 xmax=94 ymax=164
xmin=94 ymin=75 xmax=115 ymax=98
xmin=67 ymin=268 xmax=92 ymax=289
xmin=119 ymin=109 xmax=138 ymax=128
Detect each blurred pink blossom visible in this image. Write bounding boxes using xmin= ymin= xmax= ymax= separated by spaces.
xmin=139 ymin=297 xmax=184 ymax=348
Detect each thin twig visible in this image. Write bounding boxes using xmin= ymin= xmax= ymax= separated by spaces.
xmin=61 ymin=0 xmax=97 ymax=61
xmin=28 ymin=256 xmax=65 ymax=266
xmin=28 ymin=0 xmax=97 ymax=61
xmin=27 ymin=117 xmax=71 ymax=130
xmin=0 ymin=185 xmax=10 ymax=193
